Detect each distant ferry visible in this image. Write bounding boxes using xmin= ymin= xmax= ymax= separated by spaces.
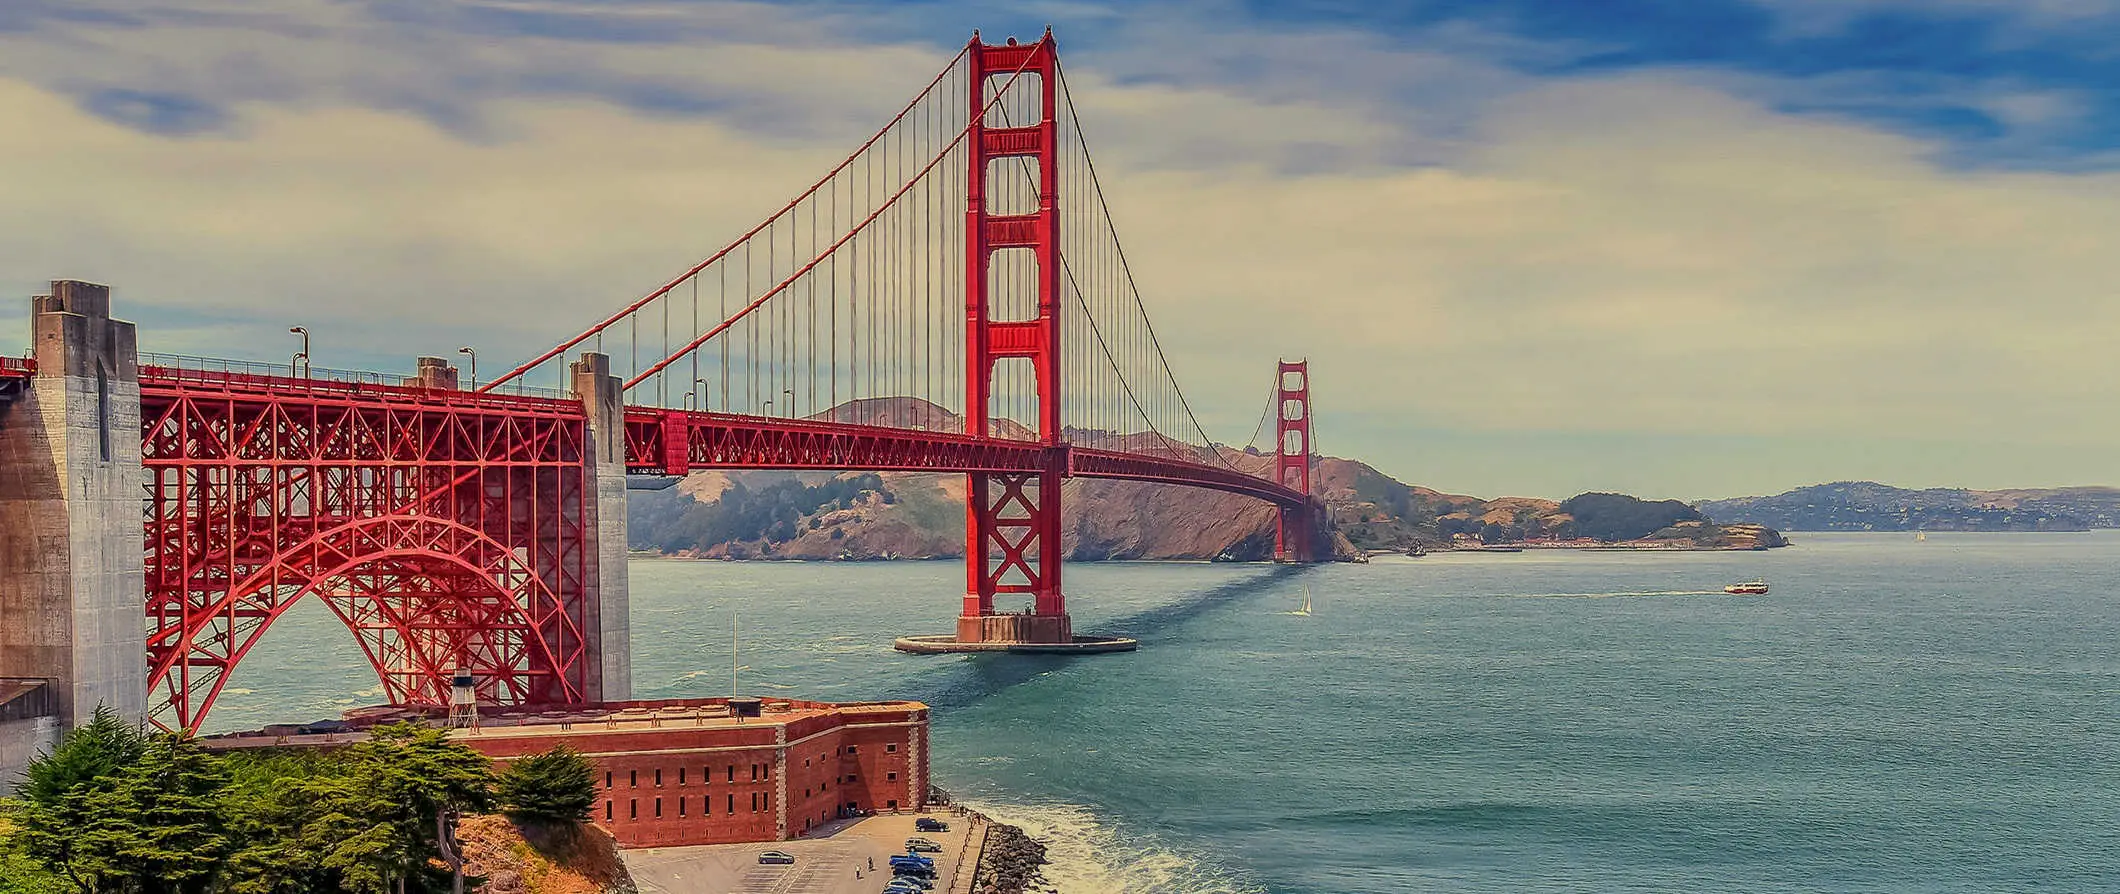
xmin=1724 ymin=580 xmax=1769 ymax=595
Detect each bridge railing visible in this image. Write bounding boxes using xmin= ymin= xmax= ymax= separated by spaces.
xmin=138 ymin=352 xmax=572 ymax=400
xmin=142 ymin=352 xmax=402 ymax=387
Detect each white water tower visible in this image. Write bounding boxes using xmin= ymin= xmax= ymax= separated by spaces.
xmin=448 ymin=668 xmax=478 ymax=730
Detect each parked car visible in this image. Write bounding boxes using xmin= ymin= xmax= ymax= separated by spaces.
xmin=904 ymin=837 xmax=944 ymax=853
xmin=885 ymin=875 xmax=933 ymax=891
xmin=888 ymin=855 xmax=935 ymax=871
xmin=914 ymin=817 xmax=950 ymax=832
xmin=758 ymin=851 xmax=796 ymax=865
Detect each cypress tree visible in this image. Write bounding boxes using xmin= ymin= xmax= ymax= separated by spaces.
xmin=497 ymin=745 xmax=597 ymax=826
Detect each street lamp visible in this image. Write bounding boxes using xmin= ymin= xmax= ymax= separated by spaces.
xmin=695 ymin=378 xmax=708 ymax=412
xmin=782 ymin=387 xmax=794 ymax=417
xmin=288 ymin=327 xmax=309 ymax=377
xmin=457 ymin=346 xmax=476 ymax=390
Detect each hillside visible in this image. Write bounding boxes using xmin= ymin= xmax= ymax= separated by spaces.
xmin=627 ymin=405 xmax=1787 ymax=557
xmin=1697 ymin=481 xmax=2120 ymax=531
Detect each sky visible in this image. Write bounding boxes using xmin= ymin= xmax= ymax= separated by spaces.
xmin=4 ymin=0 xmax=2119 ymax=500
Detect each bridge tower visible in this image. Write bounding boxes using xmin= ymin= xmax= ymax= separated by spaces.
xmin=957 ymin=31 xmax=1071 ymax=646
xmin=1274 ymin=360 xmax=1315 ymax=562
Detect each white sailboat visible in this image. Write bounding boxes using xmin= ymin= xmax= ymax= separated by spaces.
xmin=1290 ymin=585 xmax=1313 ymax=617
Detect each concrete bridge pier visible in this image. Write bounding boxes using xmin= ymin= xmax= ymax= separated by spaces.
xmin=573 ymin=352 xmax=632 ymax=701
xmin=0 ymin=282 xmax=147 ymax=787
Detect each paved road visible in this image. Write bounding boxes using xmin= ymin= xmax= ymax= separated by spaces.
xmin=627 ymin=814 xmax=972 ymax=894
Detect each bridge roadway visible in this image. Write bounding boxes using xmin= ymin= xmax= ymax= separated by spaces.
xmin=120 ymin=358 xmax=1307 ymax=509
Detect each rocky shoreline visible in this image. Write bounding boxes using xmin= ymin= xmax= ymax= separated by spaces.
xmin=970 ymin=818 xmax=1054 ymax=894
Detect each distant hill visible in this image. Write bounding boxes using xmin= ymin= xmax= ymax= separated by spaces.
xmin=1697 ymin=481 xmax=2120 ymax=532
xmin=627 ymin=401 xmax=1787 ymax=558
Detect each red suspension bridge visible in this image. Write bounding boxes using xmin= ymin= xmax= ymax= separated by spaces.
xmin=0 ymin=32 xmax=1321 ymax=734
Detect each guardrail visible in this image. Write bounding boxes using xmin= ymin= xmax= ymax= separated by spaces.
xmin=137 ymin=352 xmax=572 ymax=401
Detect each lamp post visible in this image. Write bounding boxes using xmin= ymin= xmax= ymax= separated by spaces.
xmin=457 ymin=346 xmax=477 ymax=390
xmin=288 ymin=327 xmax=309 ymax=377
xmin=782 ymin=387 xmax=794 ymax=418
xmin=695 ymin=378 xmax=709 ymax=412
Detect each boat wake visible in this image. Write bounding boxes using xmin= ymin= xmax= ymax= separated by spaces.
xmin=1498 ymin=590 xmax=1724 ymax=599
xmin=963 ymin=800 xmax=1266 ymax=894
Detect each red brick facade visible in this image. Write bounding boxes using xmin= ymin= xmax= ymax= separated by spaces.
xmin=457 ymin=698 xmax=928 ymax=848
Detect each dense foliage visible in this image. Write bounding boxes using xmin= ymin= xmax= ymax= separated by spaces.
xmin=0 ymin=714 xmax=592 ymax=894
xmin=1556 ymin=492 xmax=1706 ymax=542
xmin=629 ymin=473 xmax=887 ymax=553
xmin=497 ymin=745 xmax=596 ymax=826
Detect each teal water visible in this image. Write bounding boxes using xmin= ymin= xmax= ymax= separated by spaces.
xmin=217 ymin=533 xmax=2120 ymax=892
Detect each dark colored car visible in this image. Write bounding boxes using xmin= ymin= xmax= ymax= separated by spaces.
xmin=914 ymin=817 xmax=950 ymax=832
xmin=758 ymin=851 xmax=796 ymax=865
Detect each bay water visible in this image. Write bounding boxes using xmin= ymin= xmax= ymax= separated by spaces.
xmin=213 ymin=532 xmax=2120 ymax=892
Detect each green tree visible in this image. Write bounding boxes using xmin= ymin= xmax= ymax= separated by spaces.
xmin=497 ymin=745 xmax=597 ymax=826
xmin=219 ymin=750 xmax=359 ymax=894
xmin=108 ymin=735 xmax=230 ymax=894
xmin=12 ymin=705 xmax=145 ymax=894
xmin=346 ymin=724 xmax=498 ymax=894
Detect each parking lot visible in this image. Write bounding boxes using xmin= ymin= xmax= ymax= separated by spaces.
xmin=625 ymin=813 xmax=980 ymax=894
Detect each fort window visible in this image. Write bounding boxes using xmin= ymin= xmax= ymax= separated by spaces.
xmin=887 ymin=772 xmax=898 ymax=781
xmin=604 ymin=801 xmax=612 ymax=820
xmin=654 ymin=797 xmax=662 ymax=818
xmin=655 ymin=769 xmax=663 ymax=786
xmin=886 ymin=743 xmax=897 ymax=753
xmin=887 ymin=799 xmax=898 ymax=810
xmin=629 ymin=800 xmax=637 ymax=819
xmin=605 ymin=771 xmax=613 ymax=788
xmin=727 ymin=765 xmax=735 ymax=782
xmin=727 ymin=794 xmax=735 ymax=813
xmin=630 ymin=770 xmax=637 ymax=787
xmin=679 ymin=797 xmax=687 ymax=817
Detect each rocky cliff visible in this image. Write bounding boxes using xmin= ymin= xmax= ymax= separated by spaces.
xmin=627 ymin=404 xmax=1784 ymax=557
xmin=1698 ymin=481 xmax=2120 ymax=531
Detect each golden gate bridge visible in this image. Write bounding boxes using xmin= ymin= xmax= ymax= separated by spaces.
xmin=0 ymin=32 xmax=1321 ymax=734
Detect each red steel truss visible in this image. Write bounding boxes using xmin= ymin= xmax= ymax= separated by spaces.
xmin=138 ymin=367 xmax=595 ymax=732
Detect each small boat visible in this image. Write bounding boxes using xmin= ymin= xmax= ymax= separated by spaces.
xmin=1724 ymin=580 xmax=1769 ymax=595
xmin=1290 ymin=585 xmax=1313 ymax=617
xmin=1916 ymin=531 xmax=1927 ymax=542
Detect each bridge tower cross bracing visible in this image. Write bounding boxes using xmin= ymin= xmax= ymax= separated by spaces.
xmin=1274 ymin=359 xmax=1315 ymax=563
xmin=958 ymin=32 xmax=1071 ymax=645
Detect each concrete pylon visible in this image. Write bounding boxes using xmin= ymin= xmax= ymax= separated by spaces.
xmin=572 ymin=352 xmax=631 ymax=702
xmin=0 ymin=281 xmax=147 ymax=733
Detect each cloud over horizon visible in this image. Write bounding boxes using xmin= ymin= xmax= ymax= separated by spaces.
xmin=3 ymin=0 xmax=2115 ymax=499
